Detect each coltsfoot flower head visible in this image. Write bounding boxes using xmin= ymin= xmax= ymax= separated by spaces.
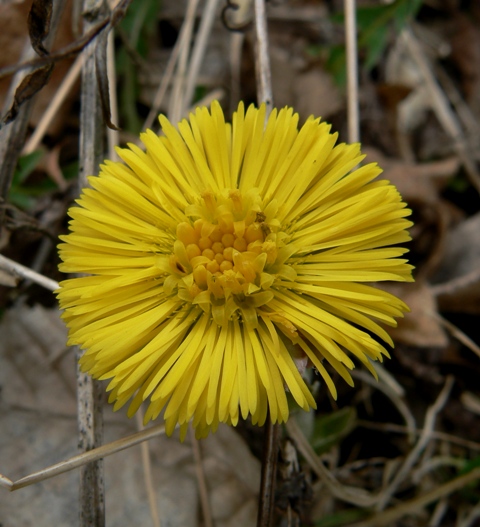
xmin=57 ymin=101 xmax=414 ymax=439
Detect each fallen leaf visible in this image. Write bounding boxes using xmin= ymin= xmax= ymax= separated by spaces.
xmin=382 ymin=281 xmax=448 ymax=348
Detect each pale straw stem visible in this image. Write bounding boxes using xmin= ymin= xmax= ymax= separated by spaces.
xmin=135 ymin=412 xmax=161 ymax=527
xmin=169 ymin=0 xmax=201 ymax=123
xmin=0 ymin=254 xmax=59 ymax=291
xmin=183 ymin=0 xmax=221 ymax=109
xmin=344 ymin=0 xmax=360 ymax=144
xmin=107 ymin=29 xmax=120 ymax=160
xmin=23 ymin=55 xmax=84 ymax=155
xmin=253 ymin=0 xmax=273 ymax=116
xmin=190 ymin=427 xmax=214 ymax=527
xmin=8 ymin=424 xmax=166 ymax=491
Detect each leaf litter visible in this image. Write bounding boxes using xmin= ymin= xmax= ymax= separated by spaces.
xmin=1 ymin=0 xmax=480 ymax=526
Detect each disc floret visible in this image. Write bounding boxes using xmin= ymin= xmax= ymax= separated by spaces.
xmin=165 ymin=188 xmax=294 ymax=327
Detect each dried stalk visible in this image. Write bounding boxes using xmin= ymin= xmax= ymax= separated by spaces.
xmin=135 ymin=413 xmax=161 ymax=527
xmin=252 ymin=1 xmax=278 ymax=525
xmin=190 ymin=427 xmax=214 ymax=527
xmin=253 ymin=0 xmax=272 ymax=115
xmin=76 ymin=1 xmax=109 ymax=525
xmin=257 ymin=419 xmax=281 ymax=527
xmin=169 ymin=0 xmax=201 ymax=122
xmin=352 ymin=369 xmax=416 ymax=444
xmin=401 ymin=28 xmax=480 ymax=195
xmin=350 ymin=468 xmax=480 ymax=527
xmin=23 ymin=55 xmax=83 ymax=155
xmin=3 ymin=424 xmax=166 ymax=491
xmin=344 ymin=0 xmax=359 ymax=144
xmin=375 ymin=376 xmax=455 ymax=511
xmin=286 ymin=416 xmax=378 ymax=507
xmin=0 ymin=254 xmax=59 ymax=291
xmin=183 ymin=0 xmax=221 ymax=109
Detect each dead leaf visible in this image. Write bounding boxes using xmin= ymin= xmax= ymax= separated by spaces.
xmin=431 ymin=213 xmax=480 ymax=314
xmin=28 ymin=0 xmax=53 ymax=57
xmin=94 ymin=0 xmax=133 ymax=131
xmin=382 ymin=282 xmax=448 ymax=348
xmin=363 ymin=147 xmax=459 ymax=204
xmin=2 ymin=63 xmax=53 ymax=125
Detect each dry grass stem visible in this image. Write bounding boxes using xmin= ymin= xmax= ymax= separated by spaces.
xmin=253 ymin=0 xmax=272 ymax=114
xmin=350 ymin=467 xmax=480 ymax=527
xmin=430 ymin=267 xmax=480 ymax=297
xmin=401 ymin=28 xmax=480 ymax=194
xmin=143 ymin=33 xmax=183 ymax=131
xmin=189 ymin=427 xmax=214 ymax=527
xmin=77 ymin=2 xmax=110 ymax=523
xmin=136 ymin=413 xmax=161 ymax=527
xmin=169 ymin=0 xmax=201 ymax=122
xmin=432 ymin=313 xmax=480 ymax=361
xmin=429 ymin=499 xmax=449 ymax=527
xmin=0 ymin=254 xmax=59 ymax=291
xmin=107 ymin=30 xmax=120 ymax=160
xmin=352 ymin=369 xmax=416 ymax=444
xmin=23 ymin=56 xmax=84 ymax=155
xmin=7 ymin=424 xmax=166 ymax=491
xmin=344 ymin=0 xmax=359 ymax=143
xmin=375 ymin=376 xmax=455 ymax=511
xmin=183 ymin=0 xmax=221 ymax=110
xmin=286 ymin=417 xmax=378 ymax=507
xmin=357 ymin=420 xmax=480 ymax=451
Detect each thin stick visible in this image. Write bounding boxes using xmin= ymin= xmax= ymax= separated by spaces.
xmin=106 ymin=29 xmax=120 ymax=160
xmin=432 ymin=312 xmax=480 ymax=361
xmin=344 ymin=0 xmax=359 ymax=144
xmin=183 ymin=0 xmax=220 ymax=109
xmin=286 ymin=417 xmax=377 ymax=507
xmin=352 ymin=369 xmax=416 ymax=444
xmin=6 ymin=424 xmax=166 ymax=491
xmin=375 ymin=376 xmax=455 ymax=511
xmin=253 ymin=1 xmax=277 ymax=524
xmin=136 ymin=413 xmax=161 ymax=527
xmin=357 ymin=420 xmax=480 ymax=452
xmin=23 ymin=55 xmax=83 ymax=155
xmin=77 ymin=1 xmax=108 ymax=524
xmin=257 ymin=418 xmax=281 ymax=527
xmin=401 ymin=28 xmax=480 ymax=194
xmin=253 ymin=0 xmax=272 ymax=115
xmin=190 ymin=427 xmax=214 ymax=527
xmin=169 ymin=0 xmax=201 ymax=123
xmin=142 ymin=32 xmax=183 ymax=131
xmin=349 ymin=468 xmax=480 ymax=527
xmin=0 ymin=254 xmax=59 ymax=291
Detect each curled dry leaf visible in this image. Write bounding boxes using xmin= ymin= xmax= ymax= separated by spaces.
xmin=382 ymin=281 xmax=448 ymax=349
xmin=28 ymin=0 xmax=53 ymax=57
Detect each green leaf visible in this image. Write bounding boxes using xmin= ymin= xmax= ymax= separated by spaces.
xmin=13 ymin=150 xmax=44 ymax=185
xmin=310 ymin=407 xmax=357 ymax=455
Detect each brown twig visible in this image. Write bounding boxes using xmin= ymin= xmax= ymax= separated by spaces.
xmin=257 ymin=418 xmax=281 ymax=527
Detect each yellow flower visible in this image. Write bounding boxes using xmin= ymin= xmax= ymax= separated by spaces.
xmin=57 ymin=101 xmax=413 ymax=439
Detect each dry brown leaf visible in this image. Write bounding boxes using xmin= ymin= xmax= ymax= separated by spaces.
xmin=0 ymin=2 xmax=75 ymax=135
xmin=363 ymin=147 xmax=459 ymax=204
xmin=432 ymin=212 xmax=480 ymax=314
xmin=382 ymin=282 xmax=448 ymax=348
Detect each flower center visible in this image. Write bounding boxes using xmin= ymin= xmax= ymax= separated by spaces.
xmin=164 ymin=189 xmax=295 ymax=326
